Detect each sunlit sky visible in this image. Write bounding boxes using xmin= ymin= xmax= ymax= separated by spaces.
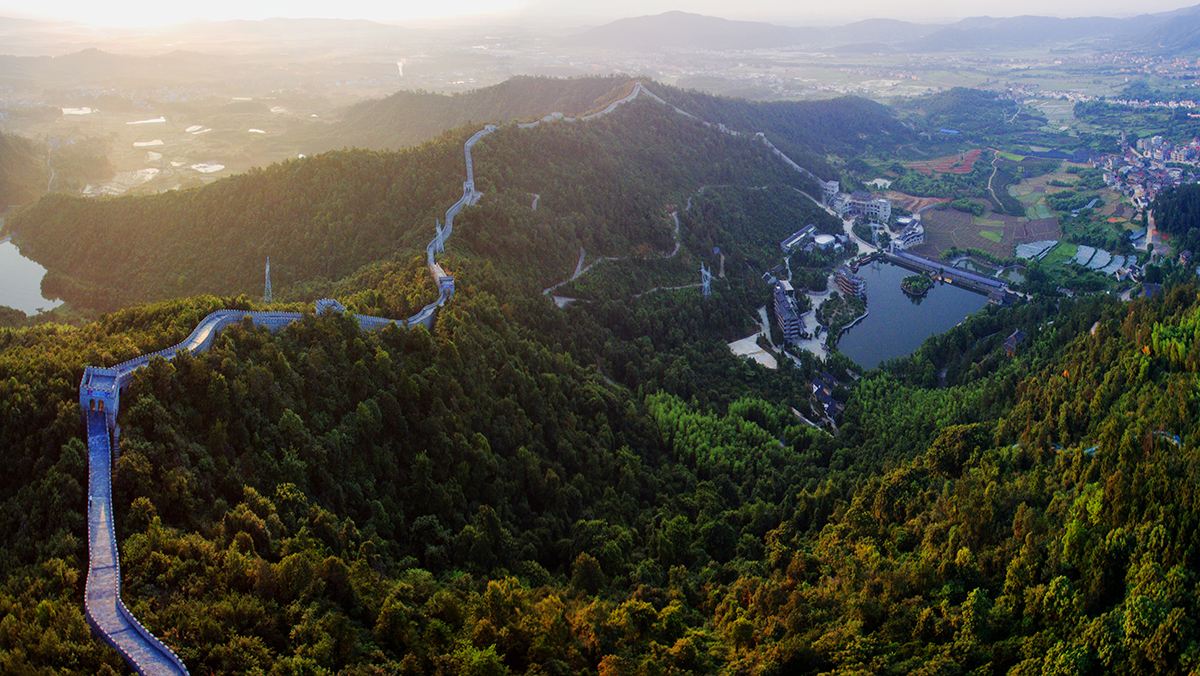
xmin=4 ymin=0 xmax=1200 ymax=27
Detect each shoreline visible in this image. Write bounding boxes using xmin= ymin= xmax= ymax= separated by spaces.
xmin=828 ymin=308 xmax=870 ymax=349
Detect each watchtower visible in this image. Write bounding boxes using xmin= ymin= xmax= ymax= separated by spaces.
xmin=315 ymin=298 xmax=346 ymax=316
xmin=80 ymin=366 xmax=121 ymax=430
xmin=701 ymin=263 xmax=713 ymax=298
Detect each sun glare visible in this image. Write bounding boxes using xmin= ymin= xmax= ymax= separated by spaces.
xmin=6 ymin=0 xmax=530 ymax=26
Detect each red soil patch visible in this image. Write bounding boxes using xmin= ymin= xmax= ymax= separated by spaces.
xmin=906 ymin=149 xmax=983 ymax=176
xmin=884 ymin=191 xmax=951 ymax=214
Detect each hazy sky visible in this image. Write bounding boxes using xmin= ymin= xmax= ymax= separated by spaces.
xmin=5 ymin=0 xmax=1199 ymax=27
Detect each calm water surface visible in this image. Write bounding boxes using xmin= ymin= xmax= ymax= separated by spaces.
xmin=836 ymin=261 xmax=988 ymax=369
xmin=0 ymin=236 xmax=63 ymax=315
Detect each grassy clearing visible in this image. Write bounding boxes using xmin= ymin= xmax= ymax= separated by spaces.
xmin=979 ymin=229 xmax=1003 ymax=243
xmin=974 ymin=215 xmax=1005 ymax=227
xmin=996 ymin=150 xmax=1026 ymax=162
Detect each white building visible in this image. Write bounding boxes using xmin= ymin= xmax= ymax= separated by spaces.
xmin=836 ymin=191 xmax=891 ymax=224
xmin=821 ymin=180 xmax=840 ymax=205
xmin=892 ymin=223 xmax=925 ymax=251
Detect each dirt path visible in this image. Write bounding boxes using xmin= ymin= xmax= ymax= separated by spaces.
xmin=987 ymin=153 xmax=1002 ymax=206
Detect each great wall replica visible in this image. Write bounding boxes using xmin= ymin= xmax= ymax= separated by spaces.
xmin=75 ymin=81 xmax=828 ymax=674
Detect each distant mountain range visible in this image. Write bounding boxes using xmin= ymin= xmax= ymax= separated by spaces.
xmin=574 ymin=6 xmax=1200 ymax=54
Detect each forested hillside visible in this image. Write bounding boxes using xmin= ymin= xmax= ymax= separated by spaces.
xmin=11 ymin=140 xmax=468 ymax=310
xmin=651 ymin=87 xmax=913 ymax=179
xmin=4 ymin=213 xmax=1200 ymax=670
xmin=310 ymin=76 xmax=631 ymax=151
xmin=5 ymin=72 xmax=1200 ymax=674
xmin=0 ymin=133 xmax=111 ymax=211
xmin=1152 ymin=183 xmax=1200 ymax=255
xmin=0 ymin=132 xmax=47 ymax=208
xmin=10 ymin=97 xmax=807 ymax=311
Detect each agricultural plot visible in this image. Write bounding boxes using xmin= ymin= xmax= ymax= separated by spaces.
xmin=1041 ymin=242 xmax=1079 ymax=267
xmin=1007 ymin=162 xmax=1080 ymax=220
xmin=918 ymin=206 xmax=1062 ymax=258
xmin=906 ymin=148 xmax=983 ymax=176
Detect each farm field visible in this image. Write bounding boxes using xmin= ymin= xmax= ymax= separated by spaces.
xmin=1007 ymin=161 xmax=1084 ymax=219
xmin=917 ymin=206 xmax=1061 ymax=258
xmin=906 ymin=148 xmax=983 ymax=176
xmin=1041 ymin=241 xmax=1079 ymax=267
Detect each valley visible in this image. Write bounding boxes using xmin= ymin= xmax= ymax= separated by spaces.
xmin=3 ymin=5 xmax=1200 ymax=674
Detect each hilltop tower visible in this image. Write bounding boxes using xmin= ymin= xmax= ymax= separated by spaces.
xmin=701 ymin=262 xmax=713 ymax=298
xmin=264 ymin=257 xmax=272 ymax=303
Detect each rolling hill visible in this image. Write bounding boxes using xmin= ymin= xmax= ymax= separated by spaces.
xmin=10 ymin=88 xmax=818 ymax=310
xmin=304 ymin=75 xmax=911 ymax=178
xmin=307 ymin=76 xmax=632 ymax=152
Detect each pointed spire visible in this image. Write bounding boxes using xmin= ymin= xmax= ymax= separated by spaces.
xmin=264 ymin=257 xmax=272 ymax=303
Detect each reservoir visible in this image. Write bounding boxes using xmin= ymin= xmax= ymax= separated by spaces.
xmin=836 ymin=260 xmax=988 ymax=369
xmin=0 ymin=234 xmax=63 ymax=315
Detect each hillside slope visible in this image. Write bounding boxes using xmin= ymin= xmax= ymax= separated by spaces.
xmin=308 ymin=76 xmax=632 ymax=152
xmin=4 ymin=221 xmax=1200 ymax=671
xmin=0 ymin=132 xmax=47 ymax=209
xmin=10 ymin=93 xmax=813 ymax=311
xmin=11 ymin=141 xmax=466 ymax=310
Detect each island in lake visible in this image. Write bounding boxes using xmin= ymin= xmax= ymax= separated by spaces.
xmin=901 ymin=274 xmax=934 ymax=297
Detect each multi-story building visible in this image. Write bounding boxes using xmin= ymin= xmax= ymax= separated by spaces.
xmin=835 ymin=266 xmax=866 ymax=298
xmin=832 ymin=190 xmax=892 ymax=224
xmin=892 ymin=222 xmax=925 ymax=251
xmin=821 ymin=180 xmax=840 ymax=205
xmin=773 ymin=281 xmax=804 ymax=345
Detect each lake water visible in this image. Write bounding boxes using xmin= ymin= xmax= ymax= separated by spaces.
xmin=836 ymin=260 xmax=988 ymax=369
xmin=0 ymin=237 xmax=63 ymax=315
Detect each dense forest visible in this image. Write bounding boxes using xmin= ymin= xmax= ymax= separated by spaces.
xmin=1152 ymin=183 xmax=1200 ymax=255
xmin=10 ymin=139 xmax=468 ymax=310
xmin=651 ymin=87 xmax=912 ymax=180
xmin=4 ymin=215 xmax=1200 ymax=670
